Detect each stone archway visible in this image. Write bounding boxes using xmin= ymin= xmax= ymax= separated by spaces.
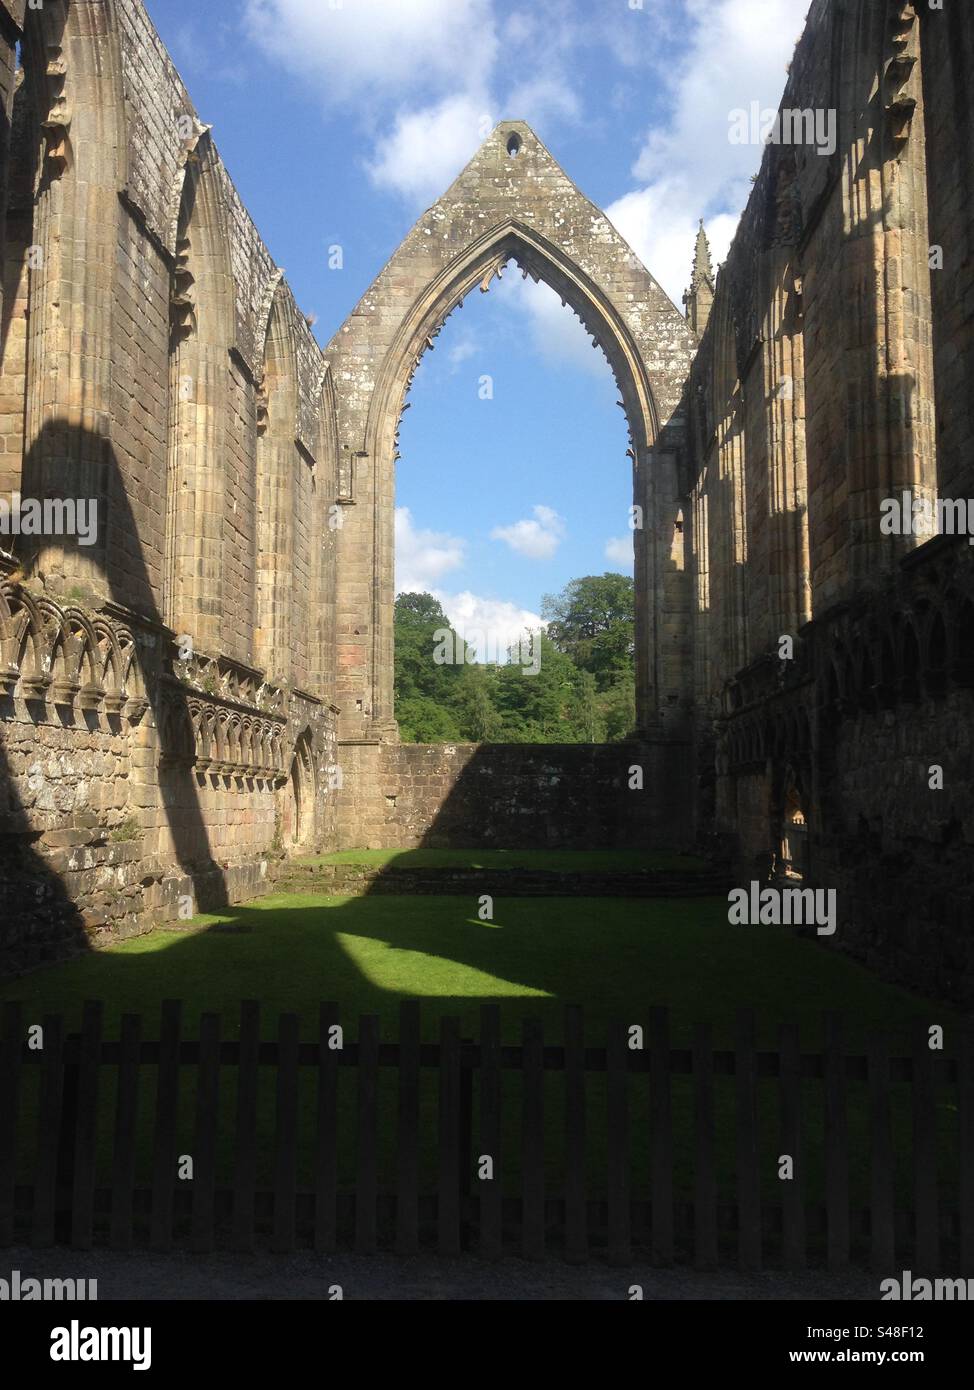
xmin=281 ymin=730 xmax=315 ymax=851
xmin=775 ymin=765 xmax=808 ymax=882
xmin=324 ymin=121 xmax=699 ymax=745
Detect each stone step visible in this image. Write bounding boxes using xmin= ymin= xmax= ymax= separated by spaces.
xmin=275 ymin=862 xmax=730 ymax=898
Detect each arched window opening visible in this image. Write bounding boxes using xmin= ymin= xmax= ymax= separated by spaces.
xmin=926 ymin=610 xmax=948 ymax=698
xmin=281 ymin=731 xmax=315 ymax=850
xmin=952 ymin=600 xmax=974 ymax=687
xmin=900 ymin=622 xmax=921 ymax=703
xmin=392 ymin=259 xmax=637 ymax=746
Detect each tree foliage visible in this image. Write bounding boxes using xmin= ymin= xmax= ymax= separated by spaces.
xmin=393 ymin=576 xmax=637 ymax=745
xmin=541 ymin=572 xmax=635 ymax=691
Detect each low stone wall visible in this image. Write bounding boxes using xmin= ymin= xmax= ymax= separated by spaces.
xmin=0 ymin=584 xmax=335 ymax=974
xmin=335 ymin=740 xmax=694 ymax=852
xmin=277 ymin=861 xmax=730 ymax=898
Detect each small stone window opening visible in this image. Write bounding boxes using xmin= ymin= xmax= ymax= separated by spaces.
xmin=506 ymin=132 xmax=522 ymax=157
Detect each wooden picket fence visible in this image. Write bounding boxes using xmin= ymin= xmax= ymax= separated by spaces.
xmin=0 ymin=998 xmax=972 ymax=1269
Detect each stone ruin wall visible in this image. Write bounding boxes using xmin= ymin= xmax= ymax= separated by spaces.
xmin=0 ymin=0 xmax=339 ymax=970
xmin=336 ymin=741 xmax=691 ymax=853
xmin=686 ymin=0 xmax=974 ymax=1004
xmin=1 ymin=0 xmax=973 ymax=1007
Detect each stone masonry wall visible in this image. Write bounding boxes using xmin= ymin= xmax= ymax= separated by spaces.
xmin=336 ymin=741 xmax=693 ymax=852
xmin=0 ymin=0 xmax=340 ymax=970
xmin=688 ymin=2 xmax=974 ymax=1003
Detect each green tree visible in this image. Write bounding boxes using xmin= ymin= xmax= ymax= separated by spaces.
xmin=455 ymin=663 xmax=501 ymax=741
xmin=541 ymin=572 xmax=635 ymax=691
xmin=393 ymin=583 xmax=637 ymax=745
xmin=394 ymin=591 xmax=468 ymax=740
xmin=493 ymin=633 xmax=588 ymax=742
xmin=397 ymin=696 xmax=462 ymax=743
xmin=598 ymin=676 xmax=637 ymax=742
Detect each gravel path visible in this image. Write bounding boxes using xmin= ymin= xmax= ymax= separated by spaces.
xmin=4 ymin=1246 xmax=881 ymax=1301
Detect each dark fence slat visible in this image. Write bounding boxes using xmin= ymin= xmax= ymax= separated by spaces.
xmin=735 ymin=1009 xmax=761 ymax=1270
xmin=355 ymin=1014 xmax=379 ymax=1254
xmin=0 ymin=1001 xmax=23 ymax=1247
xmin=824 ymin=1012 xmax=849 ymax=1270
xmin=32 ymin=1014 xmax=64 ymax=1248
xmin=479 ymin=1003 xmax=502 ymax=1260
xmin=521 ymin=1017 xmax=545 ymax=1261
xmin=437 ymin=1016 xmax=461 ymax=1256
xmin=649 ymin=1007 xmax=673 ymax=1265
xmin=564 ymin=1004 xmax=586 ymax=1264
xmin=607 ymin=1017 xmax=631 ymax=1265
xmin=912 ymin=1020 xmax=939 ymax=1272
xmin=778 ymin=1022 xmax=804 ymax=1269
xmin=191 ymin=1012 xmax=221 ymax=1253
xmin=232 ymin=1001 xmax=260 ymax=1252
xmin=314 ymin=1003 xmax=339 ymax=1254
xmin=272 ymin=1012 xmax=299 ymax=1253
xmin=70 ymin=1000 xmax=104 ymax=1249
xmin=459 ymin=1036 xmax=474 ymax=1245
xmin=868 ymin=1029 xmax=894 ymax=1274
xmin=109 ymin=1013 xmax=141 ymax=1251
xmin=149 ymin=1001 xmax=182 ymax=1252
xmin=960 ymin=1027 xmax=974 ymax=1274
xmin=6 ymin=997 xmax=960 ymax=1269
xmin=396 ymin=1000 xmax=420 ymax=1255
xmin=693 ymin=1021 xmax=718 ymax=1270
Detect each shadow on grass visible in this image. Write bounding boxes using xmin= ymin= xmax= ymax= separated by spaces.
xmin=2 ymin=889 xmax=960 ymax=1052
xmin=1 ymin=888 xmax=963 ymax=1254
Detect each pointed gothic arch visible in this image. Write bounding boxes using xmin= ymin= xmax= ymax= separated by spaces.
xmin=325 ymin=121 xmax=698 ymax=741
xmin=255 ymin=284 xmax=301 ymax=684
xmin=165 ymin=130 xmax=235 ymax=648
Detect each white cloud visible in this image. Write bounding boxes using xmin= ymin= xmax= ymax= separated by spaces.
xmin=242 ymin=0 xmax=603 ymax=211
xmin=605 ymin=535 xmax=634 ymax=568
xmin=606 ymin=190 xmax=740 ymax=312
xmin=368 ymin=93 xmax=489 ymax=204
xmin=395 ymin=507 xmax=466 ymax=593
xmin=447 ymin=333 xmax=478 ymax=370
xmin=605 ymin=0 xmax=807 ymax=308
xmin=439 ymin=590 xmax=544 ymax=660
xmin=394 ymin=509 xmax=542 ymax=658
xmin=505 ymin=72 xmax=582 ymax=128
xmin=491 ymin=505 xmax=566 ymax=560
xmin=243 ymin=0 xmax=496 ymax=113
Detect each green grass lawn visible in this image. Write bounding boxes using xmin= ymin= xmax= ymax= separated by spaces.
xmin=297 ymin=847 xmax=710 ymax=873
xmin=3 ymin=893 xmax=960 ymax=1232
xmin=1 ymin=891 xmax=952 ymax=1048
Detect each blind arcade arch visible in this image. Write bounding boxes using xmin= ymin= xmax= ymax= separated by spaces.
xmin=324 ymin=122 xmax=699 ymax=744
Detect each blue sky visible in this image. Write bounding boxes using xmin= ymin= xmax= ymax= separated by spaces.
xmin=147 ymin=0 xmax=808 ymax=647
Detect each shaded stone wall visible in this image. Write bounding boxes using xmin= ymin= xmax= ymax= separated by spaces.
xmin=0 ymin=0 xmax=340 ymax=969
xmin=717 ymin=535 xmax=974 ymax=1006
xmin=687 ymin=2 xmax=974 ymax=1003
xmin=335 ymin=741 xmax=692 ymax=852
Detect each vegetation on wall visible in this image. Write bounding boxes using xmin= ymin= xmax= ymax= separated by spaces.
xmin=393 ymin=574 xmax=637 ymax=744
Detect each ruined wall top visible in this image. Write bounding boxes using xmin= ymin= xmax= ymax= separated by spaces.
xmin=112 ymin=0 xmax=326 ymax=431
xmin=325 ymin=120 xmax=699 ymax=455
